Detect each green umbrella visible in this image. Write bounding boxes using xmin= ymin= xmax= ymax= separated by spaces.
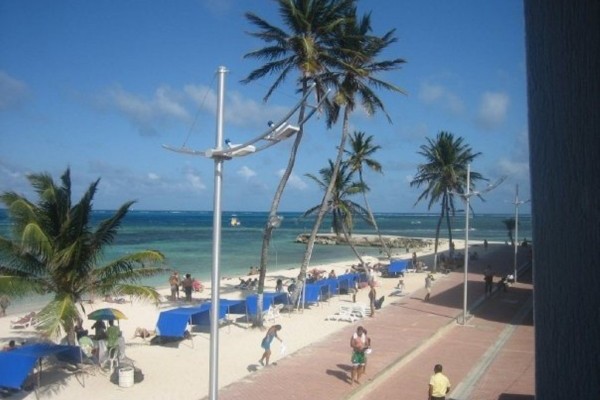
xmin=87 ymin=308 xmax=127 ymax=321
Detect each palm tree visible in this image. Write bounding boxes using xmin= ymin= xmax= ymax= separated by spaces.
xmin=304 ymin=160 xmax=371 ymax=263
xmin=345 ymin=130 xmax=391 ymax=257
xmin=298 ymin=10 xmax=405 ymax=281
xmin=410 ymin=131 xmax=484 ymax=271
xmin=503 ymin=217 xmax=516 ymax=246
xmin=242 ymin=0 xmax=355 ymax=324
xmin=0 ymin=169 xmax=166 ymax=341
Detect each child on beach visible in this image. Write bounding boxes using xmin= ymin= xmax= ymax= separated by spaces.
xmin=169 ymin=272 xmax=180 ymax=301
xmin=0 ymin=295 xmax=10 ymax=317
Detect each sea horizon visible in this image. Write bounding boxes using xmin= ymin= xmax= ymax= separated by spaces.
xmin=0 ymin=209 xmax=531 ymax=313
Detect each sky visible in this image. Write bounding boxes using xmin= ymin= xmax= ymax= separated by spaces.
xmin=0 ymin=1 xmax=531 ymax=214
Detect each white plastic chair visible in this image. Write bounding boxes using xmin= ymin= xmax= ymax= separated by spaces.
xmin=351 ymin=303 xmax=368 ymax=318
xmin=102 ymin=346 xmax=119 ymax=372
xmin=326 ymin=305 xmax=358 ymax=322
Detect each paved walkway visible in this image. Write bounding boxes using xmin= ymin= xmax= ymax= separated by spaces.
xmin=210 ymin=246 xmax=534 ymax=400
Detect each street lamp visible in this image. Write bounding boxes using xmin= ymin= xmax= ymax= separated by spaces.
xmin=164 ymin=66 xmax=324 ymax=400
xmin=511 ymin=184 xmax=530 ymax=283
xmin=455 ymin=164 xmax=505 ymax=325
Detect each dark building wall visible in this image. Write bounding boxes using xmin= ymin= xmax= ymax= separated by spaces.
xmin=524 ymin=1 xmax=600 ymax=398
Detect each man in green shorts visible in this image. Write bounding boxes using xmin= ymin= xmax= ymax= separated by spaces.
xmin=350 ymin=326 xmax=367 ymax=384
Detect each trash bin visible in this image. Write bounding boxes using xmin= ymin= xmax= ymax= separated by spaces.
xmin=118 ymin=366 xmax=134 ymax=388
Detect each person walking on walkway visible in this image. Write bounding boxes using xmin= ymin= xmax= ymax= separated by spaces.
xmin=361 ymin=328 xmax=372 ymax=375
xmin=484 ymin=265 xmax=494 ymax=296
xmin=424 ymin=273 xmax=433 ymax=302
xmin=259 ymin=324 xmax=282 ymax=366
xmin=350 ymin=326 xmax=367 ymax=384
xmin=428 ymin=364 xmax=451 ymax=400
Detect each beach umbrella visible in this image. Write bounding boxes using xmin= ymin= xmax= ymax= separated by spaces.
xmin=87 ymin=308 xmax=127 ymax=321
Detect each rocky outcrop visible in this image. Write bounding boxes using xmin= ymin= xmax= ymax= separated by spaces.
xmin=294 ymin=233 xmax=435 ymax=250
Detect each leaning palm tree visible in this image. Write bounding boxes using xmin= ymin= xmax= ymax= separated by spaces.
xmin=304 ymin=160 xmax=371 ymax=263
xmin=345 ymin=130 xmax=391 ymax=257
xmin=242 ymin=0 xmax=355 ymax=325
xmin=299 ymin=11 xmax=405 ymax=280
xmin=503 ymin=217 xmax=516 ymax=246
xmin=0 ymin=168 xmax=166 ymax=342
xmin=410 ymin=131 xmax=484 ymax=271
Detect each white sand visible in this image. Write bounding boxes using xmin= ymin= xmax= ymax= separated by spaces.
xmin=0 ymin=238 xmax=462 ymax=400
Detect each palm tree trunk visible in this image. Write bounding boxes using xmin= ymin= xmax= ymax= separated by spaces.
xmin=299 ymin=107 xmax=351 ymax=283
xmin=340 ymin=213 xmax=365 ymax=264
xmin=444 ymin=193 xmax=453 ymax=246
xmin=360 ymin=170 xmax=391 ymax=258
xmin=254 ymin=80 xmax=309 ymax=326
xmin=432 ymin=203 xmax=445 ymax=273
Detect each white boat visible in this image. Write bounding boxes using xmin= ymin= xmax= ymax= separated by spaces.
xmin=230 ymin=216 xmax=241 ymax=226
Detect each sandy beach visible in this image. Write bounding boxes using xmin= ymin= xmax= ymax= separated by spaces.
xmin=0 ymin=237 xmax=476 ymax=400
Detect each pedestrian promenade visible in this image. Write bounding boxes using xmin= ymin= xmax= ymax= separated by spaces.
xmin=213 ymin=246 xmax=534 ymax=400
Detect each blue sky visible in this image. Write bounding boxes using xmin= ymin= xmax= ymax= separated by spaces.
xmin=0 ymin=1 xmax=530 ymax=214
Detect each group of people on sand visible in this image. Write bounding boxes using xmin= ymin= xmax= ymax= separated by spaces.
xmin=236 ymin=277 xmax=258 ymax=290
xmin=169 ymin=271 xmax=203 ymax=302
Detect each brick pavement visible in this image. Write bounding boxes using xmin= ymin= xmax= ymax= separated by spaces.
xmin=211 ymin=246 xmax=534 ymax=400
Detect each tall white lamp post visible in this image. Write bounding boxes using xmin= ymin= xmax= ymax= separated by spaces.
xmin=511 ymin=184 xmax=530 ymax=283
xmin=456 ymin=164 xmax=504 ymax=325
xmin=164 ymin=66 xmax=324 ymax=400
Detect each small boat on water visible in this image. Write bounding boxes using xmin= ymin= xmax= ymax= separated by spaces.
xmin=230 ymin=216 xmax=241 ymax=226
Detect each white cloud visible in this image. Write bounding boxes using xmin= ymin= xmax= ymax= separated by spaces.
xmin=185 ymin=169 xmax=206 ymax=190
xmin=103 ymin=85 xmax=189 ymax=136
xmin=237 ymin=165 xmax=256 ymax=179
xmin=278 ymin=169 xmax=308 ymax=190
xmin=147 ymin=172 xmax=160 ymax=180
xmin=418 ymin=82 xmax=464 ymax=115
xmin=0 ymin=70 xmax=29 ymax=111
xmin=98 ymin=81 xmax=299 ymax=139
xmin=419 ymin=83 xmax=444 ymax=103
xmin=184 ymin=84 xmax=289 ymax=130
xmin=477 ymin=91 xmax=509 ymax=129
xmin=496 ymin=158 xmax=530 ymax=181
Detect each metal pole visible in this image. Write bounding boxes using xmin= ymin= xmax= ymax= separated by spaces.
xmin=462 ymin=164 xmax=471 ymax=325
xmin=209 ymin=65 xmax=227 ymax=400
xmin=513 ymin=184 xmax=519 ymax=283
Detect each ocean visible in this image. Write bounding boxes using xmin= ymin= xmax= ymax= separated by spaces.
xmin=0 ymin=209 xmax=532 ymax=288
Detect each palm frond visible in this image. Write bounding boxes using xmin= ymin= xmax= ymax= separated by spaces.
xmin=36 ymin=295 xmax=79 ymax=340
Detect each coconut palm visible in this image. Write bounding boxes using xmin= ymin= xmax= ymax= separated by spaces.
xmin=242 ymin=0 xmax=355 ymax=324
xmin=298 ymin=11 xmax=405 ymax=280
xmin=410 ymin=131 xmax=484 ymax=271
xmin=0 ymin=169 xmax=166 ymax=341
xmin=503 ymin=217 xmax=516 ymax=246
xmin=345 ymin=130 xmax=391 ymax=257
xmin=304 ymin=160 xmax=370 ymax=263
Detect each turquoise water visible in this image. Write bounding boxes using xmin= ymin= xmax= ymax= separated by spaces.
xmin=0 ymin=209 xmax=532 ymax=288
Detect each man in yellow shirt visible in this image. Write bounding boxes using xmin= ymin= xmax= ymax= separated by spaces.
xmin=429 ymin=364 xmax=451 ymax=400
